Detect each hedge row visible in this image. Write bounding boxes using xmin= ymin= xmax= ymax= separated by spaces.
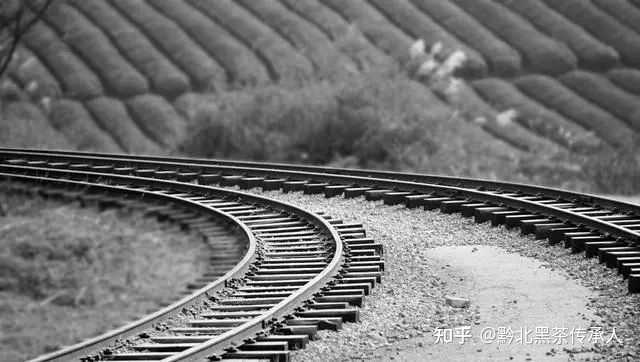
xmin=607 ymin=68 xmax=640 ymax=96
xmin=322 ymin=0 xmax=413 ymax=64
xmin=188 ymin=0 xmax=314 ymax=85
xmin=409 ymin=0 xmax=521 ymax=77
xmin=279 ymin=0 xmax=394 ymax=71
xmin=85 ymin=97 xmax=162 ymax=155
xmin=44 ymin=3 xmax=149 ymax=98
xmin=542 ymin=0 xmax=640 ymax=68
xmin=452 ymin=82 xmax=559 ymax=153
xmin=368 ymin=0 xmax=487 ymax=77
xmin=126 ymin=94 xmax=186 ymax=148
xmin=236 ymin=0 xmax=357 ymax=80
xmin=10 ymin=47 xmax=62 ymax=99
xmin=452 ymin=0 xmax=577 ymax=75
xmin=147 ymin=0 xmax=270 ymax=88
xmin=70 ymin=0 xmax=190 ymax=98
xmin=559 ymin=70 xmax=640 ymax=132
xmin=514 ymin=75 xmax=633 ymax=149
xmin=49 ymin=99 xmax=121 ymax=152
xmin=110 ymin=0 xmax=227 ymax=92
xmin=21 ymin=21 xmax=103 ymax=99
xmin=496 ymin=0 xmax=619 ymax=71
xmin=0 ymin=102 xmax=71 ymax=149
xmin=472 ymin=78 xmax=602 ymax=152
xmin=592 ymin=0 xmax=640 ymax=37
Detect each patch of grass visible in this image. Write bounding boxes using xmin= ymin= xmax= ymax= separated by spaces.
xmin=0 ymin=187 xmax=209 ymax=362
xmin=178 ymin=71 xmax=549 ymax=182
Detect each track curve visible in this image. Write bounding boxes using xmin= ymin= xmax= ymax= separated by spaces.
xmin=1 ymin=148 xmax=639 ymax=360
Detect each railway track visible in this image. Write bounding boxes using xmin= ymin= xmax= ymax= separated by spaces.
xmin=1 ymin=148 xmax=640 ymax=360
xmin=0 ymin=156 xmax=383 ymax=362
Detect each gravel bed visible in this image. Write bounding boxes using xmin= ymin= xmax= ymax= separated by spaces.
xmin=234 ymin=188 xmax=640 ymax=361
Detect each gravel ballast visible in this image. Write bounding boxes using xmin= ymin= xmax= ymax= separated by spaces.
xmin=235 ymin=188 xmax=640 ymax=361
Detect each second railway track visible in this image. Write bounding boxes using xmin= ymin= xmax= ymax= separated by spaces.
xmin=1 ymin=148 xmax=640 ymax=361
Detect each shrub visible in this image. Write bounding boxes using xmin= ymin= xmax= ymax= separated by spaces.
xmin=0 ymin=101 xmax=70 ymax=149
xmin=496 ymin=0 xmax=619 ymax=71
xmin=110 ymin=0 xmax=227 ymax=92
xmin=452 ymin=0 xmax=577 ymax=75
xmin=409 ymin=0 xmax=521 ymax=77
xmin=21 ymin=22 xmax=103 ymax=99
xmin=322 ymin=0 xmax=413 ymax=64
xmin=70 ymin=0 xmax=190 ymax=98
xmin=188 ymin=0 xmax=313 ymax=85
xmin=126 ymin=94 xmax=186 ymax=147
xmin=147 ymin=0 xmax=269 ymax=88
xmin=179 ymin=73 xmax=454 ymax=169
xmin=48 ymin=99 xmax=121 ymax=152
xmin=514 ymin=74 xmax=634 ymax=149
xmin=44 ymin=3 xmax=149 ymax=98
xmin=279 ymin=0 xmax=395 ymax=71
xmin=472 ymin=78 xmax=602 ymax=152
xmin=592 ymin=0 xmax=640 ymax=37
xmin=560 ymin=71 xmax=640 ymax=132
xmin=85 ymin=97 xmax=162 ymax=155
xmin=368 ymin=0 xmax=487 ymax=77
xmin=543 ymin=0 xmax=640 ymax=68
xmin=607 ymin=68 xmax=640 ymax=96
xmin=236 ymin=0 xmax=357 ymax=81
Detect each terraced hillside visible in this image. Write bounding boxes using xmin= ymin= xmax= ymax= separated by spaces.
xmin=2 ymin=0 xmax=640 ymax=159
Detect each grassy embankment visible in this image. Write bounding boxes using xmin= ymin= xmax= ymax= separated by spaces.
xmin=0 ymin=187 xmax=209 ymax=361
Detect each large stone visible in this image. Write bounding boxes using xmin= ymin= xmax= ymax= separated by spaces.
xmin=445 ymin=295 xmax=470 ymax=308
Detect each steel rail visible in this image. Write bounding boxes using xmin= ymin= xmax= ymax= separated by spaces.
xmin=1 ymin=166 xmax=344 ymax=361
xmin=1 ymin=154 xmax=638 ymax=245
xmin=2 ymin=148 xmax=638 ymax=215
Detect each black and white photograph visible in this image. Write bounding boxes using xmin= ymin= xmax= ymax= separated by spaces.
xmin=1 ymin=0 xmax=639 ymax=361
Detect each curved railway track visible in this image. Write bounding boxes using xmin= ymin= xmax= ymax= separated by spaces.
xmin=1 ymin=148 xmax=640 ymax=361
xmin=0 ymin=157 xmax=383 ymax=362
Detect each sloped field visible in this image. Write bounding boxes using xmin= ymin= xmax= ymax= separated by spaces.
xmin=2 ymin=0 xmax=640 ymax=161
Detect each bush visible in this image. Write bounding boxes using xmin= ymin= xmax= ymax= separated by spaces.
xmin=70 ymin=0 xmax=190 ymax=98
xmin=514 ymin=74 xmax=634 ymax=149
xmin=179 ymin=73 xmax=453 ymax=169
xmin=607 ymin=68 xmax=640 ymax=96
xmin=452 ymin=0 xmax=577 ymax=75
xmin=126 ymin=94 xmax=186 ymax=147
xmin=592 ymin=0 xmax=640 ymax=37
xmin=368 ymin=0 xmax=487 ymax=77
xmin=44 ymin=3 xmax=149 ymax=98
xmin=279 ymin=0 xmax=395 ymax=71
xmin=496 ymin=0 xmax=619 ymax=71
xmin=543 ymin=0 xmax=640 ymax=68
xmin=21 ymin=22 xmax=103 ymax=99
xmin=472 ymin=78 xmax=602 ymax=152
xmin=0 ymin=101 xmax=70 ymax=149
xmin=560 ymin=70 xmax=640 ymax=132
xmin=147 ymin=0 xmax=269 ymax=88
xmin=49 ymin=99 xmax=121 ymax=152
xmin=236 ymin=0 xmax=358 ymax=80
xmin=111 ymin=0 xmax=227 ymax=92
xmin=85 ymin=97 xmax=162 ymax=155
xmin=322 ymin=0 xmax=413 ymax=64
xmin=409 ymin=0 xmax=521 ymax=77
xmin=188 ymin=0 xmax=313 ymax=85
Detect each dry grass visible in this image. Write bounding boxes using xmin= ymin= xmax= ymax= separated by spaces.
xmin=0 ymin=187 xmax=209 ymax=362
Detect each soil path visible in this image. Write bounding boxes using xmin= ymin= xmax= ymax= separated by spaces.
xmin=396 ymin=245 xmax=600 ymax=361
